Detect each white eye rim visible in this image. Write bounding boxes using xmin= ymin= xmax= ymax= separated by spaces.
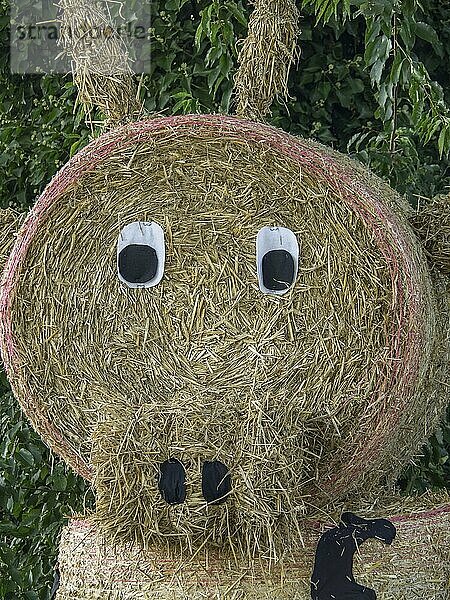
xmin=117 ymin=221 xmax=165 ymax=289
xmin=256 ymin=226 xmax=299 ymax=295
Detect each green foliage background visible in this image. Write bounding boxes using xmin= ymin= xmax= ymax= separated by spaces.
xmin=0 ymin=0 xmax=449 ymax=598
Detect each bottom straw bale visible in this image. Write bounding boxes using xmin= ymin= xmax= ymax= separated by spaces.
xmin=56 ymin=497 xmax=450 ymax=600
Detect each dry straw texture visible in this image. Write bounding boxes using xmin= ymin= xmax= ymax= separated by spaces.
xmin=59 ymin=0 xmax=143 ymax=125
xmin=0 ymin=116 xmax=448 ymax=557
xmin=55 ymin=495 xmax=450 ymax=600
xmin=234 ymin=0 xmax=300 ymax=120
xmin=0 ymin=209 xmax=24 ymax=271
xmin=411 ymin=193 xmax=450 ymax=276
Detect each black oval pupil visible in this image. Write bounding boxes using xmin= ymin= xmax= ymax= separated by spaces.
xmin=262 ymin=249 xmax=295 ymax=291
xmin=118 ymin=244 xmax=158 ymax=284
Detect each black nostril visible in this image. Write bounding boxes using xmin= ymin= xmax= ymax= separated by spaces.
xmin=158 ymin=459 xmax=186 ymax=505
xmin=202 ymin=461 xmax=231 ymax=504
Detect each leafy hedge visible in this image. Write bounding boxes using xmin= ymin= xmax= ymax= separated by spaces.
xmin=0 ymin=0 xmax=449 ymax=598
xmin=0 ymin=379 xmax=94 ymax=600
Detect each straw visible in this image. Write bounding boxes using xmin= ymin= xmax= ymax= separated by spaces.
xmin=410 ymin=192 xmax=450 ymax=275
xmin=58 ymin=0 xmax=144 ymax=126
xmin=55 ymin=493 xmax=450 ymax=599
xmin=234 ymin=0 xmax=301 ymax=120
xmin=0 ymin=208 xmax=25 ymax=274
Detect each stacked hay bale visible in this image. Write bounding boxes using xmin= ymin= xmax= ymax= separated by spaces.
xmin=55 ymin=494 xmax=450 ymax=599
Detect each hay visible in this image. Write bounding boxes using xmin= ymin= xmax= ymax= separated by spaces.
xmin=59 ymin=0 xmax=143 ymax=126
xmin=55 ymin=494 xmax=450 ymax=599
xmin=0 ymin=209 xmax=25 ymax=273
xmin=234 ymin=0 xmax=301 ymax=120
xmin=410 ymin=193 xmax=450 ymax=275
xmin=0 ymin=115 xmax=448 ymax=556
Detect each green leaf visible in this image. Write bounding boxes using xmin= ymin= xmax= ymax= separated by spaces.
xmin=348 ymin=78 xmax=365 ymax=94
xmin=306 ymin=0 xmax=351 ymax=23
xmin=194 ymin=21 xmax=204 ymax=49
xmin=52 ymin=473 xmax=67 ymax=491
xmin=370 ymin=59 xmax=385 ymax=85
xmin=422 ymin=116 xmax=442 ymax=145
xmin=69 ymin=139 xmax=82 ymax=158
xmin=220 ymin=83 xmax=233 ymax=113
xmin=226 ymin=2 xmax=247 ymax=27
xmin=207 ymin=66 xmax=222 ymax=91
xmin=205 ymin=44 xmax=222 ymax=66
xmin=415 ymin=22 xmax=444 ymax=56
xmin=16 ymin=448 xmax=34 ymax=467
xmin=400 ymin=18 xmax=415 ymax=49
xmin=438 ymin=126 xmax=447 ymax=157
xmin=365 ymin=19 xmax=381 ymax=45
xmin=389 ymin=54 xmax=404 ymax=85
xmin=165 ymin=0 xmax=181 ymax=9
xmin=10 ymin=566 xmax=23 ymax=586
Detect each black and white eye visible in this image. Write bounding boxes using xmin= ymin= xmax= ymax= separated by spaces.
xmin=117 ymin=222 xmax=165 ymax=288
xmin=256 ymin=226 xmax=299 ymax=294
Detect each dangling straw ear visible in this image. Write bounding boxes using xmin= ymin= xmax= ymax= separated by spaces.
xmin=233 ymin=0 xmax=301 ymax=121
xmin=410 ymin=193 xmax=450 ymax=276
xmin=59 ymin=0 xmax=144 ymax=127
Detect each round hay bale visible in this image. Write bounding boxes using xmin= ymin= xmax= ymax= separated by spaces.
xmin=0 ymin=115 xmax=448 ymax=555
xmin=55 ymin=496 xmax=450 ymax=599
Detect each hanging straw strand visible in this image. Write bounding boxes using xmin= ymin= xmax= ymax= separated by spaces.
xmin=234 ymin=0 xmax=301 ymax=121
xmin=58 ymin=0 xmax=144 ymax=126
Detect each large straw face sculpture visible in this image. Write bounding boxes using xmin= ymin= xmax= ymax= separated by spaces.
xmin=0 ymin=115 xmax=448 ymax=556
